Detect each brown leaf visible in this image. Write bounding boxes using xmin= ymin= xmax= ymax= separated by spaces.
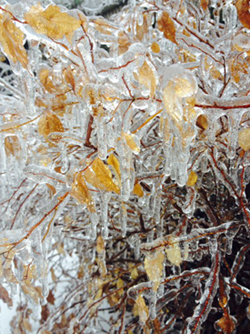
xmin=158 ymin=12 xmax=177 ymax=44
xmin=196 ymin=114 xmax=208 ymax=130
xmin=216 ymin=310 xmax=236 ymax=334
xmin=70 ymin=172 xmax=95 ymax=212
xmin=38 ymin=112 xmax=64 ymax=142
xmin=201 ymin=0 xmax=209 ymax=11
xmin=47 ymin=289 xmax=55 ymax=305
xmin=235 ymin=0 xmax=250 ymax=29
xmin=0 ymin=283 xmax=13 ymax=307
xmin=24 ymin=4 xmax=81 ymax=43
xmin=84 ymin=158 xmax=120 ymax=194
xmin=0 ymin=14 xmax=28 ymax=68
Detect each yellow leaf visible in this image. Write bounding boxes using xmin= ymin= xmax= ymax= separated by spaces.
xmin=158 ymin=12 xmax=177 ymax=44
xmin=138 ymin=60 xmax=156 ymax=98
xmin=235 ymin=0 xmax=250 ymax=29
xmin=84 ymin=158 xmax=120 ymax=194
xmin=71 ymin=172 xmax=95 ymax=212
xmin=123 ymin=132 xmax=140 ymax=153
xmin=133 ymin=182 xmax=144 ymax=197
xmin=144 ymin=251 xmax=164 ymax=292
xmin=4 ymin=135 xmax=21 ymax=159
xmin=238 ymin=128 xmax=250 ymax=151
xmin=166 ymin=236 xmax=186 ymax=266
xmin=38 ymin=112 xmax=64 ymax=142
xmin=196 ymin=114 xmax=208 ymax=130
xmin=24 ymin=4 xmax=81 ymax=43
xmin=151 ymin=41 xmax=160 ymax=53
xmin=0 ymin=14 xmax=28 ymax=68
xmin=96 ymin=235 xmax=105 ymax=254
xmin=186 ymin=171 xmax=198 ymax=187
xmin=107 ymin=153 xmax=121 ymax=183
xmin=135 ymin=295 xmax=149 ymax=324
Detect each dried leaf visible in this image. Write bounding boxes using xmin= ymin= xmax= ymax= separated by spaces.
xmin=136 ymin=13 xmax=149 ymax=41
xmin=71 ymin=172 xmax=95 ymax=212
xmin=21 ymin=281 xmax=41 ymax=304
xmin=96 ymin=235 xmax=105 ymax=254
xmin=84 ymin=158 xmax=120 ymax=194
xmin=38 ymin=112 xmax=64 ymax=142
xmin=0 ymin=14 xmax=28 ymax=68
xmin=235 ymin=0 xmax=250 ymax=30
xmin=0 ymin=283 xmax=13 ymax=307
xmin=186 ymin=171 xmax=198 ymax=187
xmin=24 ymin=4 xmax=81 ymax=43
xmin=4 ymin=135 xmax=21 ymax=159
xmin=135 ymin=295 xmax=149 ymax=324
xmin=238 ymin=128 xmax=250 ymax=151
xmin=144 ymin=251 xmax=164 ymax=291
xmin=158 ymin=12 xmax=177 ymax=44
xmin=138 ymin=60 xmax=156 ymax=98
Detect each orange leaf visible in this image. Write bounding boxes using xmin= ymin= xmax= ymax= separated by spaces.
xmin=71 ymin=172 xmax=95 ymax=212
xmin=123 ymin=133 xmax=140 ymax=153
xmin=84 ymin=158 xmax=120 ymax=194
xmin=0 ymin=14 xmax=28 ymax=68
xmin=133 ymin=182 xmax=144 ymax=197
xmin=38 ymin=112 xmax=64 ymax=142
xmin=24 ymin=4 xmax=80 ymax=43
xmin=235 ymin=0 xmax=250 ymax=29
xmin=158 ymin=12 xmax=177 ymax=44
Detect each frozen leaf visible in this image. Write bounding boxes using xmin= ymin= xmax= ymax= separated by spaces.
xmin=71 ymin=172 xmax=95 ymax=212
xmin=165 ymin=236 xmax=183 ymax=266
xmin=138 ymin=61 xmax=156 ymax=98
xmin=158 ymin=12 xmax=177 ymax=44
xmin=96 ymin=235 xmax=105 ymax=254
xmin=24 ymin=4 xmax=81 ymax=43
xmin=196 ymin=114 xmax=208 ymax=130
xmin=144 ymin=250 xmax=164 ymax=291
xmin=0 ymin=283 xmax=13 ymax=307
xmin=186 ymin=171 xmax=198 ymax=187
xmin=47 ymin=290 xmax=55 ymax=305
xmin=238 ymin=128 xmax=250 ymax=151
xmin=235 ymin=0 xmax=250 ymax=29
xmin=0 ymin=14 xmax=28 ymax=68
xmin=123 ymin=133 xmax=140 ymax=153
xmin=135 ymin=295 xmax=149 ymax=324
xmin=201 ymin=0 xmax=209 ymax=11
xmin=133 ymin=182 xmax=144 ymax=197
xmin=84 ymin=158 xmax=120 ymax=194
xmin=151 ymin=42 xmax=160 ymax=53
xmin=107 ymin=153 xmax=121 ymax=181
xmin=4 ymin=135 xmax=21 ymax=159
xmin=21 ymin=281 xmax=42 ymax=304
xmin=38 ymin=112 xmax=64 ymax=142
xmin=23 ymin=319 xmax=32 ymax=332
xmin=216 ymin=312 xmax=236 ymax=334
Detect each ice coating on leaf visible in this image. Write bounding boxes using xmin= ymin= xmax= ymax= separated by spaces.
xmin=144 ymin=250 xmax=164 ymax=292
